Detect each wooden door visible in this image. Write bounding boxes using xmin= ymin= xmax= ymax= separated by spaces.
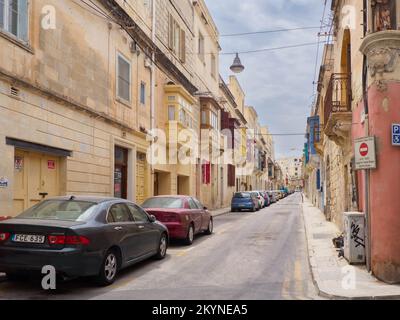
xmin=13 ymin=150 xmax=60 ymax=215
xmin=136 ymin=153 xmax=146 ymax=204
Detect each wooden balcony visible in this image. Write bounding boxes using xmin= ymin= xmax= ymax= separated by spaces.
xmin=323 ymin=73 xmax=352 ymax=146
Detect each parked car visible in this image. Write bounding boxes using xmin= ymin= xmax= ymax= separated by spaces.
xmin=253 ymin=191 xmax=265 ymax=209
xmin=256 ymin=191 xmax=270 ymax=208
xmin=267 ymin=191 xmax=277 ymax=204
xmin=262 ymin=191 xmax=271 ymax=207
xmin=142 ymin=196 xmax=213 ymax=246
xmin=0 ymin=196 xmax=169 ymax=286
xmin=231 ymin=192 xmax=259 ymax=212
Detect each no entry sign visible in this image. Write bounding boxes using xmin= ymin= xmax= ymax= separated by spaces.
xmin=359 ymin=143 xmax=369 ymax=157
xmin=355 ymin=136 xmax=376 ymax=170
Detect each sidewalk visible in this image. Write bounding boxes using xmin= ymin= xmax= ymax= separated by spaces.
xmin=210 ymin=207 xmax=231 ymax=217
xmin=302 ymin=197 xmax=400 ymax=299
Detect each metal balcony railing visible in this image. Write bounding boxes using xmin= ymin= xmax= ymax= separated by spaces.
xmin=324 ymin=73 xmax=351 ymax=128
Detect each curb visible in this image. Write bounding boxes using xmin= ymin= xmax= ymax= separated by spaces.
xmin=300 ymin=199 xmax=326 ymax=300
xmin=211 ymin=209 xmax=231 ymax=217
xmin=301 ymin=197 xmax=400 ymax=300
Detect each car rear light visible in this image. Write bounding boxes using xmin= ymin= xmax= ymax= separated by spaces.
xmin=48 ymin=235 xmax=90 ymax=246
xmin=0 ymin=232 xmax=10 ymax=242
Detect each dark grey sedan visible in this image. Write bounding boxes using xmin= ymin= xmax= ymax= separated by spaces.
xmin=0 ymin=196 xmax=169 ymax=286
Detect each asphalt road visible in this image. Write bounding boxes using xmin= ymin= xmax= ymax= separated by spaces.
xmin=0 ymin=193 xmax=318 ymax=300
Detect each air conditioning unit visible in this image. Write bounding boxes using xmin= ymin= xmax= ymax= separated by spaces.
xmin=343 ymin=212 xmax=366 ymax=264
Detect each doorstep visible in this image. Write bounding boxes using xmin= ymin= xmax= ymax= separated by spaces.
xmin=302 ymin=197 xmax=400 ymax=300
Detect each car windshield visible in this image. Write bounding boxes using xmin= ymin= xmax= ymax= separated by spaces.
xmin=16 ymin=200 xmax=98 ymax=222
xmin=142 ymin=197 xmax=184 ymax=209
xmin=234 ymin=193 xmax=251 ymax=198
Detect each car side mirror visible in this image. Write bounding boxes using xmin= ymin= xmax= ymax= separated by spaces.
xmin=149 ymin=215 xmax=156 ymax=223
xmin=203 ymin=206 xmax=208 ymax=210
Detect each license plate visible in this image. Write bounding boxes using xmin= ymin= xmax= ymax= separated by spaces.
xmin=12 ymin=234 xmax=45 ymax=244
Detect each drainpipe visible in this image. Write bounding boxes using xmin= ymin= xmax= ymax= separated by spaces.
xmin=150 ymin=0 xmax=156 ymax=196
xmin=362 ymin=0 xmax=371 ymax=272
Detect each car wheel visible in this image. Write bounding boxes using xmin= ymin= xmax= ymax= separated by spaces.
xmin=251 ymin=206 xmax=256 ymax=212
xmin=155 ymin=233 xmax=168 ymax=260
xmin=205 ymin=218 xmax=213 ymax=235
xmin=96 ymin=249 xmax=119 ymax=286
xmin=184 ymin=224 xmax=195 ymax=246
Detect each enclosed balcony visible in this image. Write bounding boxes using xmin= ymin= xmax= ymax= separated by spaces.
xmin=323 ymin=73 xmax=352 ymax=145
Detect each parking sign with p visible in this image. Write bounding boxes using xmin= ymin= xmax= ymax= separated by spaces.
xmin=392 ymin=124 xmax=400 ymax=146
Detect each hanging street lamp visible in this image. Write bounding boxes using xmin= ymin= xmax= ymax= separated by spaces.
xmin=230 ymin=53 xmax=245 ymax=73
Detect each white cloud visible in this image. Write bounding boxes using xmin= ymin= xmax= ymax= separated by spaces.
xmin=205 ymin=0 xmax=325 ymax=159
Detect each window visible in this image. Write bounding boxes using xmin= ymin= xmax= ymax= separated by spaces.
xmin=201 ymin=110 xmax=207 ymax=125
xmin=193 ymin=198 xmax=204 ymax=210
xmin=17 ymin=200 xmax=97 ymax=222
xmin=108 ymin=204 xmax=133 ymax=223
xmin=168 ymin=14 xmax=186 ymax=62
xmin=0 ymin=0 xmax=28 ymax=42
xmin=168 ymin=105 xmax=175 ymax=121
xmin=127 ymin=204 xmax=149 ymax=223
xmin=140 ymin=82 xmax=146 ymax=105
xmin=210 ymin=111 xmax=218 ymax=129
xmin=211 ymin=54 xmax=216 ymax=79
xmin=188 ymin=199 xmax=197 ymax=210
xmin=179 ymin=108 xmax=186 ymax=124
xmin=142 ymin=197 xmax=184 ymax=209
xmin=117 ymin=54 xmax=131 ymax=103
xmin=198 ymin=32 xmax=205 ymax=62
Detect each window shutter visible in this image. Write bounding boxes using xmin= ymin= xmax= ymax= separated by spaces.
xmin=206 ymin=163 xmax=211 ymax=184
xmin=180 ymin=29 xmax=186 ymax=63
xmin=168 ymin=14 xmax=174 ymax=50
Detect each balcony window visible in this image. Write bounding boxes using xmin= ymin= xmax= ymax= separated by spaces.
xmin=201 ymin=110 xmax=207 ymax=125
xmin=168 ymin=106 xmax=175 ymax=121
xmin=372 ymin=0 xmax=397 ymax=32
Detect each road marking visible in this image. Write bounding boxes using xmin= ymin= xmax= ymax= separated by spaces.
xmin=170 ymin=246 xmax=197 ymax=257
xmin=294 ymin=260 xmax=304 ymax=296
xmin=109 ymin=277 xmax=135 ymax=290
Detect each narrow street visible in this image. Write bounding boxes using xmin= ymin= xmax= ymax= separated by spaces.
xmin=0 ymin=194 xmax=317 ymax=300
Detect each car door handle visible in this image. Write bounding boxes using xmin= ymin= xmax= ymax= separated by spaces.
xmin=114 ymin=227 xmax=123 ymax=231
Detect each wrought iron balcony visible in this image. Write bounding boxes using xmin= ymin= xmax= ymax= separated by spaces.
xmin=324 ymin=73 xmax=351 ymax=125
xmin=323 ymin=73 xmax=352 ymax=146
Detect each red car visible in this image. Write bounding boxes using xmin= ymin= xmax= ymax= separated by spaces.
xmin=142 ymin=196 xmax=213 ymax=245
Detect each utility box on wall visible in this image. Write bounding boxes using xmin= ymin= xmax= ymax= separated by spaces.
xmin=343 ymin=212 xmax=366 ymax=264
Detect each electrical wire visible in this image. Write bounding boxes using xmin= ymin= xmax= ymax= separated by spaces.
xmin=220 ymin=26 xmax=321 ymax=37
xmin=220 ymin=41 xmax=327 ymax=55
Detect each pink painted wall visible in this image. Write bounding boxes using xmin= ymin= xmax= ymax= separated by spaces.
xmin=353 ymin=83 xmax=400 ymax=283
xmin=352 ymin=101 xmax=366 ymax=213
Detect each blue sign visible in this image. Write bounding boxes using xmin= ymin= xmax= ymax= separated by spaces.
xmin=393 ymin=124 xmax=400 ymax=146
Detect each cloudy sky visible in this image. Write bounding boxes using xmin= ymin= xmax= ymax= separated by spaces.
xmin=204 ymin=0 xmax=326 ymax=159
